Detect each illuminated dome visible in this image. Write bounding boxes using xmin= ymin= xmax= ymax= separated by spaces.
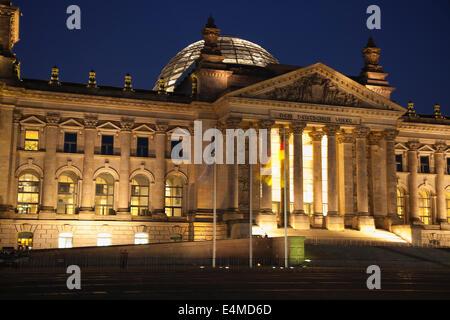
xmin=154 ymin=36 xmax=279 ymax=92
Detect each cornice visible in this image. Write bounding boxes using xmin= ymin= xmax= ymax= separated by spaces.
xmin=0 ymin=86 xmax=214 ymax=115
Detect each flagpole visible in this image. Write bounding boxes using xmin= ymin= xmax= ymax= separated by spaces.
xmin=213 ymin=132 xmax=217 ymax=269
xmin=249 ymin=158 xmax=253 ymax=269
xmin=283 ymin=128 xmax=288 ymax=268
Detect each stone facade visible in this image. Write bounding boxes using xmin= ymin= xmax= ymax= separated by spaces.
xmin=0 ymin=2 xmax=449 ymax=249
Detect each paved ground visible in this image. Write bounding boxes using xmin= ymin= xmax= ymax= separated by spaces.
xmin=1 ymin=266 xmax=449 ymax=300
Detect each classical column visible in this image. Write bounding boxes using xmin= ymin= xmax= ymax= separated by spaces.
xmin=41 ymin=114 xmax=60 ymax=213
xmin=7 ymin=112 xmax=21 ymax=210
xmin=80 ymin=117 xmax=98 ymax=213
xmin=435 ymin=142 xmax=447 ymax=223
xmin=226 ymin=117 xmax=242 ymax=213
xmin=279 ymin=127 xmax=290 ymax=228
xmin=337 ymin=130 xmax=355 ymax=226
xmin=407 ymin=141 xmax=421 ymax=223
xmin=368 ymin=131 xmax=388 ymax=228
xmin=384 ymin=129 xmax=400 ymax=222
xmin=309 ymin=128 xmax=324 ymax=227
xmin=258 ymin=120 xmax=274 ymax=214
xmin=292 ymin=121 xmax=306 ymax=215
xmin=353 ymin=127 xmax=375 ymax=231
xmin=256 ymin=120 xmax=277 ymax=231
xmin=324 ymin=125 xmax=339 ymax=216
xmin=324 ymin=125 xmax=344 ymax=231
xmin=117 ymin=119 xmax=134 ymax=214
xmin=153 ymin=122 xmax=168 ymax=215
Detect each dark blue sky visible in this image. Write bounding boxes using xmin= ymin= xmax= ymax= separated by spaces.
xmin=12 ymin=0 xmax=450 ymax=115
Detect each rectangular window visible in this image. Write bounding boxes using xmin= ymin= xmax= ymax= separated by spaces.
xmin=101 ymin=135 xmax=114 ymax=155
xmin=395 ymin=154 xmax=403 ymax=172
xmin=137 ymin=137 xmax=149 ymax=157
xmin=420 ymin=156 xmax=430 ymax=173
xmin=63 ymin=132 xmax=77 ymax=153
xmin=25 ymin=130 xmax=39 ymax=151
xmin=447 ymin=158 xmax=450 ymax=175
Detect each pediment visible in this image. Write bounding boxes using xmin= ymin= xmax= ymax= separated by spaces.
xmin=395 ymin=143 xmax=409 ymax=151
xmin=224 ymin=63 xmax=405 ymax=112
xmin=60 ymin=119 xmax=84 ymax=129
xmin=418 ymin=145 xmax=435 ymax=152
xmin=133 ymin=124 xmax=155 ymax=134
xmin=20 ymin=115 xmax=46 ymax=126
xmin=97 ymin=121 xmax=121 ymax=131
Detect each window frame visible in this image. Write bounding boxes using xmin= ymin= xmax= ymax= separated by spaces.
xmin=63 ymin=132 xmax=78 ymax=154
xmin=101 ymin=134 xmax=115 ymax=155
xmin=24 ymin=130 xmax=40 ymax=151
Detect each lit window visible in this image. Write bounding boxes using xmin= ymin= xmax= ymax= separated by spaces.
xmin=25 ymin=130 xmax=39 ymax=151
xmin=130 ymin=176 xmax=149 ymax=216
xmin=17 ymin=232 xmax=33 ymax=250
xmin=95 ymin=174 xmax=114 ymax=215
xmin=57 ymin=173 xmax=78 ymax=215
xmin=397 ymin=188 xmax=407 ymax=223
xmin=58 ymin=233 xmax=73 ymax=248
xmin=64 ymin=132 xmax=77 ymax=153
xmin=17 ymin=172 xmax=40 ymax=214
xmin=165 ymin=175 xmax=183 ymax=217
xmin=97 ymin=233 xmax=111 ymax=247
xmin=446 ymin=190 xmax=450 ymax=223
xmin=134 ymin=233 xmax=149 ymax=245
xmin=418 ymin=189 xmax=432 ymax=225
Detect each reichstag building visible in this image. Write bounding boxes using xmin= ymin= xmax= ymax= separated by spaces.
xmin=0 ymin=1 xmax=449 ymax=250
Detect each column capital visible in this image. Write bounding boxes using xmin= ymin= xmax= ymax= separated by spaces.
xmin=354 ymin=126 xmax=370 ymax=138
xmin=407 ymin=140 xmax=421 ymax=151
xmin=323 ymin=124 xmax=340 ymax=136
xmin=155 ymin=121 xmax=169 ymax=133
xmin=383 ymin=129 xmax=399 ymax=141
xmin=308 ymin=128 xmax=324 ymax=142
xmin=337 ymin=130 xmax=354 ymax=144
xmin=13 ymin=111 xmax=22 ymax=123
xmin=368 ymin=132 xmax=383 ymax=146
xmin=120 ymin=118 xmax=135 ymax=132
xmin=291 ymin=121 xmax=307 ymax=134
xmin=46 ymin=113 xmax=60 ymax=127
xmin=434 ymin=141 xmax=447 ymax=153
xmin=258 ymin=119 xmax=274 ymax=130
xmin=225 ymin=117 xmax=242 ymax=128
xmin=84 ymin=117 xmax=98 ymax=129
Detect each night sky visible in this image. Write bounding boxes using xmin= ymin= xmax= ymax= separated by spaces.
xmin=11 ymin=0 xmax=450 ymax=115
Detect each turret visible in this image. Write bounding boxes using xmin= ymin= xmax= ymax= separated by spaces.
xmin=0 ymin=0 xmax=20 ymax=82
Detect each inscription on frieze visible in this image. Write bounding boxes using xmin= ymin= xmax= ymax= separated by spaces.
xmin=271 ymin=110 xmax=361 ymax=125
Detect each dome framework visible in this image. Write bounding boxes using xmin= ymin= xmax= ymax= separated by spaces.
xmin=154 ymin=36 xmax=279 ymax=92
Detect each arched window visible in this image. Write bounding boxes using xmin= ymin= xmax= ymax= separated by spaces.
xmin=134 ymin=233 xmax=149 ymax=245
xmin=95 ymin=173 xmax=115 ymax=215
xmin=130 ymin=175 xmax=150 ymax=216
xmin=165 ymin=175 xmax=184 ymax=217
xmin=418 ymin=189 xmax=432 ymax=225
xmin=58 ymin=232 xmax=73 ymax=248
xmin=17 ymin=171 xmax=40 ymax=214
xmin=397 ymin=188 xmax=407 ymax=223
xmin=57 ymin=172 xmax=78 ymax=215
xmin=446 ymin=190 xmax=450 ymax=223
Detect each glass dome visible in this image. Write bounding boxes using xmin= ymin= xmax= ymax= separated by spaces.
xmin=154 ymin=36 xmax=279 ymax=92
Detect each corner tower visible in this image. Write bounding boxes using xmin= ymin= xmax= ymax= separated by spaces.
xmin=359 ymin=36 xmax=395 ymax=100
xmin=0 ymin=0 xmax=20 ymax=82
